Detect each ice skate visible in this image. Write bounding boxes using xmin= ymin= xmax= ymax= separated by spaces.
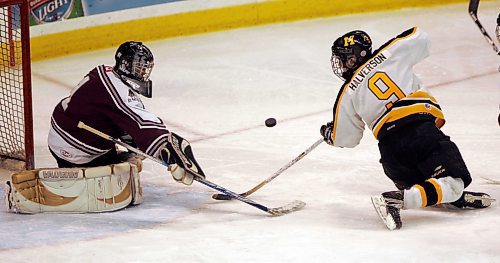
xmin=371 ymin=191 xmax=404 ymax=230
xmin=449 ymin=191 xmax=494 ymax=209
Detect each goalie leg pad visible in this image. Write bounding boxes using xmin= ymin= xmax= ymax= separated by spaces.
xmin=5 ymin=161 xmax=143 ymax=213
xmin=114 ymin=161 xmax=143 ymax=205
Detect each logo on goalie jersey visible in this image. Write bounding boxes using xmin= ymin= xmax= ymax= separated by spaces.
xmin=127 ymin=90 xmax=144 ymax=108
xmin=60 ymin=149 xmax=73 ymax=158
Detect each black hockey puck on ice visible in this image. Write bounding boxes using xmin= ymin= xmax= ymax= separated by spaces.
xmin=265 ymin=118 xmax=277 ymax=127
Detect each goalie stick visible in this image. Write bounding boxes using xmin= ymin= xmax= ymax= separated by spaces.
xmin=468 ymin=0 xmax=500 ymax=55
xmin=213 ymin=138 xmax=323 ymax=200
xmin=77 ymin=121 xmax=305 ymax=216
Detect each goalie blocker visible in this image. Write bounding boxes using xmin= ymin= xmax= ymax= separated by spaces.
xmin=4 ymin=160 xmax=143 ymax=213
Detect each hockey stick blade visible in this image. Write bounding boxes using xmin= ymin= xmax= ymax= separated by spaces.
xmin=212 ymin=138 xmax=324 ymax=201
xmin=196 ymin=177 xmax=305 ymax=216
xmin=267 ymin=200 xmax=306 ymax=216
xmin=468 ymin=0 xmax=500 ymax=55
xmin=468 ymin=0 xmax=479 ymax=15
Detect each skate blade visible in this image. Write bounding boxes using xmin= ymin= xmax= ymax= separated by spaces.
xmin=464 ymin=193 xmax=496 ymax=208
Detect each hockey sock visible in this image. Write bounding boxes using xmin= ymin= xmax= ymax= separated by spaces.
xmin=404 ymin=177 xmax=464 ymax=209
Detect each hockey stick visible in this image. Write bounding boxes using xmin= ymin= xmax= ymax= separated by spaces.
xmin=77 ymin=121 xmax=305 ymax=216
xmin=482 ymin=176 xmax=500 ymax=185
xmin=468 ymin=0 xmax=500 ymax=55
xmin=212 ymin=138 xmax=324 ymax=200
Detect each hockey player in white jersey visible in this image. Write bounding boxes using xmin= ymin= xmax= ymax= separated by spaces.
xmin=321 ymin=28 xmax=493 ymax=230
xmin=48 ymin=41 xmax=204 ymax=186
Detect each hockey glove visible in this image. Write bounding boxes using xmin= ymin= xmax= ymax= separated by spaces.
xmin=320 ymin=122 xmax=334 ymax=145
xmin=161 ymin=147 xmax=195 ymax=185
xmin=160 ymin=132 xmax=206 ymax=185
xmin=170 ymin=164 xmax=194 ymax=185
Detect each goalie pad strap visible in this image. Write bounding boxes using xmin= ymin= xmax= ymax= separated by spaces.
xmin=5 ymin=160 xmax=143 ymax=213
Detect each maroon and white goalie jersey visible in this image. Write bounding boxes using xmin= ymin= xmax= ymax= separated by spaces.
xmin=48 ymin=65 xmax=169 ymax=164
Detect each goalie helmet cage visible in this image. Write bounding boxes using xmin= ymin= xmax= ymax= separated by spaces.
xmin=0 ymin=0 xmax=34 ymax=170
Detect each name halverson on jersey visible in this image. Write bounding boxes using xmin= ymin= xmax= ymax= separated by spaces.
xmin=348 ymin=52 xmax=388 ymax=91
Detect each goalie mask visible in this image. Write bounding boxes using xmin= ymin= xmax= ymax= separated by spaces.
xmin=331 ymin=30 xmax=372 ymax=80
xmin=114 ymin=41 xmax=154 ymax=98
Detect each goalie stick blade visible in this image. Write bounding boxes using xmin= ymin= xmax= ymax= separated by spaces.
xmin=212 ymin=191 xmax=305 ymax=216
xmin=371 ymin=196 xmax=399 ymax=231
xmin=212 ymin=194 xmax=306 ymax=215
xmin=267 ymin=200 xmax=306 ymax=216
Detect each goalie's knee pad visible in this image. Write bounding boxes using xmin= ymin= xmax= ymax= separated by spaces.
xmin=4 ymin=160 xmax=143 ymax=213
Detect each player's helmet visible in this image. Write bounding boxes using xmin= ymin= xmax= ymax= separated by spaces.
xmin=114 ymin=41 xmax=154 ymax=98
xmin=331 ymin=30 xmax=372 ymax=80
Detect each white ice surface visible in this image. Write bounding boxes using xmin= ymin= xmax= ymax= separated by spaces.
xmin=1 ymin=2 xmax=500 ymax=262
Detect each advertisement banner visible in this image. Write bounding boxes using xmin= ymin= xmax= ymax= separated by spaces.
xmin=28 ymin=0 xmax=183 ymax=25
xmin=29 ymin=0 xmax=84 ymax=25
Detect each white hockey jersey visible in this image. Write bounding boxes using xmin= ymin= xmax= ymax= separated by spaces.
xmin=329 ymin=27 xmax=445 ymax=148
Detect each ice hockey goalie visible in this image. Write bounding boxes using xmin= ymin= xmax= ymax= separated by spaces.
xmin=4 ymin=160 xmax=143 ymax=213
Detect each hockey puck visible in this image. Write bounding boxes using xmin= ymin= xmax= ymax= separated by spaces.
xmin=265 ymin=118 xmax=277 ymax=127
xmin=212 ymin=193 xmax=233 ymax=200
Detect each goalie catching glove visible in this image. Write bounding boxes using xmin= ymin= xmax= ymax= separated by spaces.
xmin=160 ymin=132 xmax=205 ymax=185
